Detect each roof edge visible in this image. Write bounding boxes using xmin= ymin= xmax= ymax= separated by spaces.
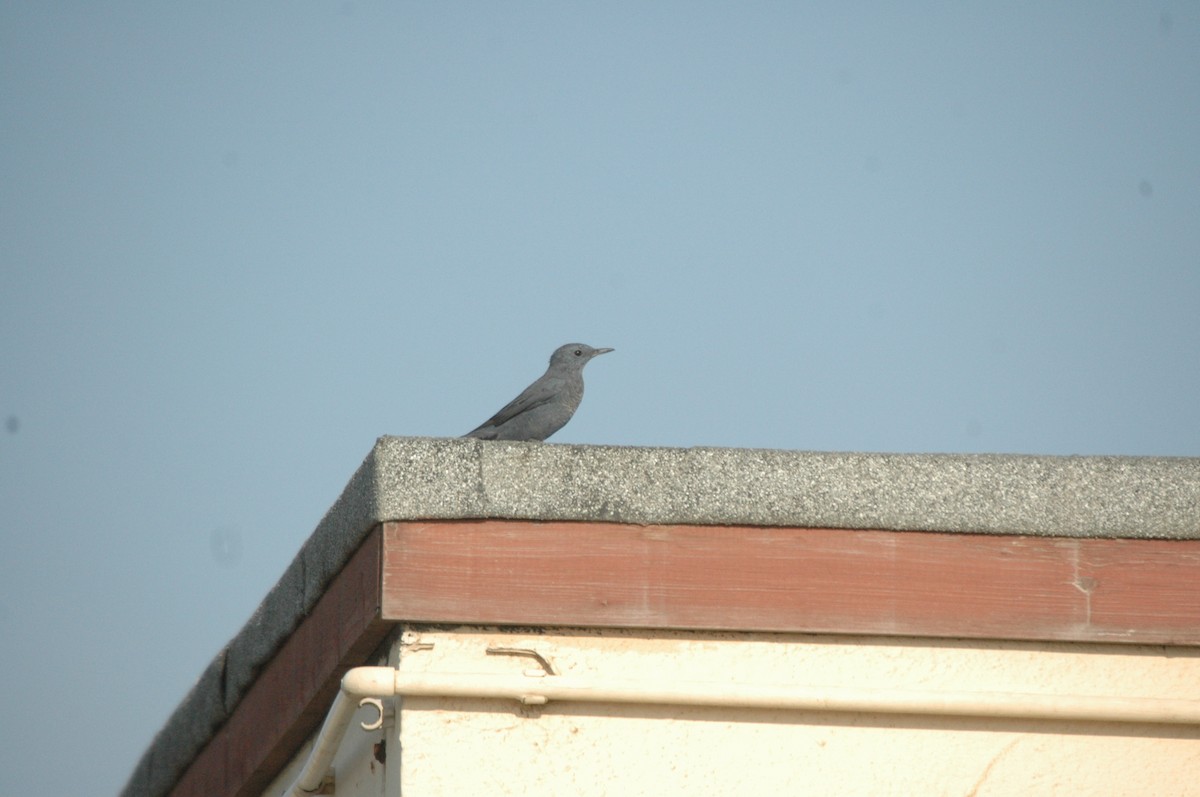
xmin=122 ymin=438 xmax=1200 ymax=797
xmin=373 ymin=437 xmax=1200 ymax=538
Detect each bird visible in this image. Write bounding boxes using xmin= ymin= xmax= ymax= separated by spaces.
xmin=464 ymin=343 xmax=614 ymax=441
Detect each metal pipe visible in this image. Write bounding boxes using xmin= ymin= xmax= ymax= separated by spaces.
xmin=284 ymin=669 xmax=396 ymax=797
xmin=390 ymin=670 xmax=1200 ymax=725
xmin=286 ymin=666 xmax=1200 ymax=795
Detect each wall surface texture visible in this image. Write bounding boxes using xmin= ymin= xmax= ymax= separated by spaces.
xmin=269 ymin=625 xmax=1200 ymax=797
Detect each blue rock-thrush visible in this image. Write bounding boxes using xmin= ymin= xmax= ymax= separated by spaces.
xmin=464 ymin=343 xmax=614 ymax=441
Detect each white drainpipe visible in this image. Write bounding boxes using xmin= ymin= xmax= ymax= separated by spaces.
xmin=286 ymin=665 xmax=1200 ymax=796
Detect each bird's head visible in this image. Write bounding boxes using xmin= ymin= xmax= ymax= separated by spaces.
xmin=550 ymin=343 xmax=615 ymax=369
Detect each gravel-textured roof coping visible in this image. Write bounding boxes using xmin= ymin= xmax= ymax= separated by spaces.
xmin=122 ymin=437 xmax=1200 ymax=797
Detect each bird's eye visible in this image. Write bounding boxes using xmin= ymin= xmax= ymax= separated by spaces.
xmin=574 ymin=349 xmax=582 ymax=356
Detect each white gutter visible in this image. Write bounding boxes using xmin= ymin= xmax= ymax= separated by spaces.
xmin=286 ymin=668 xmax=396 ymax=796
xmin=286 ymin=666 xmax=1200 ymax=796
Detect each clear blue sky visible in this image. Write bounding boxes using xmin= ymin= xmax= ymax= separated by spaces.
xmin=2 ymin=3 xmax=1198 ymax=794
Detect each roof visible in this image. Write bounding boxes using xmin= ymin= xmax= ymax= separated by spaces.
xmin=122 ymin=437 xmax=1200 ymax=797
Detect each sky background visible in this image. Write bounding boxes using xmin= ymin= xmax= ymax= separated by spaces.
xmin=2 ymin=3 xmax=1198 ymax=794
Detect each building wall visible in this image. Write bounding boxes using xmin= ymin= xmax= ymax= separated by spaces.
xmin=392 ymin=627 xmax=1199 ymax=796
xmin=264 ymin=625 xmax=1200 ymax=796
xmin=130 ymin=444 xmax=1200 ymax=797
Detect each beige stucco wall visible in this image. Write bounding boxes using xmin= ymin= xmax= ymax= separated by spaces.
xmin=268 ymin=626 xmax=1200 ymax=796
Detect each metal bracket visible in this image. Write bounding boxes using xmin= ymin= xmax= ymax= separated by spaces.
xmin=307 ymin=771 xmax=335 ymax=795
xmin=485 ymin=645 xmax=557 ymax=676
xmin=359 ymin=697 xmax=386 ymax=731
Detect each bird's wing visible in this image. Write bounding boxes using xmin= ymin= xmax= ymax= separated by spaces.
xmin=468 ymin=376 xmax=559 ymax=433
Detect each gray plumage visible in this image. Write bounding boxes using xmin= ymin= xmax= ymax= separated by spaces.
xmin=464 ymin=343 xmax=614 ymax=441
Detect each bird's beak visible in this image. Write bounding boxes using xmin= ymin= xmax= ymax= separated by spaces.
xmin=595 ymin=348 xmax=614 ymax=355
